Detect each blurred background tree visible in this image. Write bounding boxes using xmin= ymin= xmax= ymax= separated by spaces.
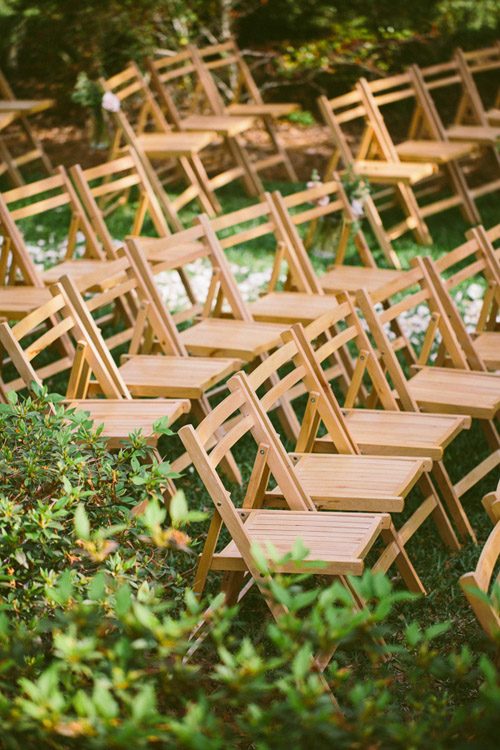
xmin=0 ymin=0 xmax=499 ymax=113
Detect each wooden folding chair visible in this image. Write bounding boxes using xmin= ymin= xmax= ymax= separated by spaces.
xmin=356 ymin=265 xmax=500 ymax=524
xmin=404 ymin=64 xmax=500 ymax=210
xmin=101 ymin=62 xmax=226 ymax=218
xmin=317 ymin=87 xmax=436 ymax=245
xmin=413 ymin=223 xmax=500 ymax=372
xmin=70 ymin=148 xmax=184 ymax=235
xmin=145 ymin=51 xmax=263 ymax=196
xmin=52 ymin=255 xmax=242 ymax=479
xmin=241 ymin=299 xmax=468 ymax=545
xmin=187 ymin=39 xmax=299 ymax=181
xmin=454 ymin=43 xmax=500 ymax=127
xmin=0 ymin=68 xmax=54 ymax=187
xmin=179 ymin=369 xmax=426 ymax=613
xmin=0 ymin=283 xmax=190 ymax=467
xmin=460 ymin=486 xmax=500 ymax=638
xmin=0 ymin=165 xmax=125 ymax=321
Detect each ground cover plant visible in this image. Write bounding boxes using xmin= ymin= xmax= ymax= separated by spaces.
xmin=2 ymin=181 xmax=500 ymax=745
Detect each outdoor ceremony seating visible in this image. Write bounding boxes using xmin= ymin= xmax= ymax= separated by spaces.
xmin=187 ymin=39 xmax=300 ymax=181
xmin=145 ymin=50 xmax=263 ymax=196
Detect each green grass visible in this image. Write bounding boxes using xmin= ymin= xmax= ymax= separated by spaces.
xmin=11 ymin=175 xmax=500 ymax=678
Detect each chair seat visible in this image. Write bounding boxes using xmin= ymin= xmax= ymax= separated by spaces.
xmin=41 ymin=259 xmax=124 ymax=288
xmin=226 ymin=102 xmax=299 ymax=118
xmin=63 ymin=398 xmax=190 ymax=447
xmin=137 ymin=131 xmax=216 ymax=157
xmin=0 ymin=111 xmax=17 ymax=131
xmin=267 ymin=453 xmax=430 ymax=511
xmin=470 ymin=331 xmax=500 ymax=370
xmin=486 ymin=108 xmax=500 ymax=127
xmin=119 ymin=354 xmax=239 ymax=398
xmin=249 ymin=292 xmax=337 ymax=324
xmin=0 ymin=98 xmax=55 ymax=115
xmin=179 ymin=318 xmax=288 ymax=360
xmin=211 ymin=509 xmax=390 ymax=575
xmin=446 ymin=124 xmax=500 ymax=144
xmin=314 ymin=408 xmax=470 ymax=459
xmin=320 ymin=265 xmax=406 ymax=295
xmin=182 ymin=115 xmax=255 ymax=137
xmin=0 ymin=286 xmax=52 ymax=319
xmin=354 ymin=159 xmax=437 ymax=185
xmin=142 ymin=239 xmax=205 ymax=269
xmin=396 ymin=139 xmax=477 ymax=164
xmin=408 ymin=367 xmax=500 ymax=418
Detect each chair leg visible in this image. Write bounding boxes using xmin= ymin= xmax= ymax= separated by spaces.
xmin=381 ymin=523 xmax=426 ymax=595
xmin=262 ymin=114 xmax=298 ymax=182
xmin=432 ymin=460 xmax=476 ymax=544
xmin=418 ymin=473 xmax=461 ymax=551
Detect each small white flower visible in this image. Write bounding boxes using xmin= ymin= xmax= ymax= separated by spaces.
xmin=351 ymin=198 xmax=364 ymax=218
xmin=317 ymin=195 xmax=330 ymax=207
xmin=102 ymin=91 xmax=121 ymax=112
xmin=467 ymin=282 xmax=483 ymax=300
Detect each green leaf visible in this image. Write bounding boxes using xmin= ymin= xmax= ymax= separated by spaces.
xmin=292 ymin=643 xmax=312 ymax=682
xmin=88 ymin=572 xmax=106 ymax=601
xmin=115 ymin=583 xmax=132 ymax=617
xmin=93 ymin=682 xmax=119 ymax=719
xmin=405 ymin=621 xmax=421 ymax=647
xmin=170 ymin=490 xmax=188 ymax=525
xmin=74 ymin=504 xmax=90 ymax=541
xmin=6 ymin=389 xmax=17 ymax=405
xmin=132 ymin=685 xmax=156 ymax=721
xmin=153 ymin=415 xmax=174 ymax=435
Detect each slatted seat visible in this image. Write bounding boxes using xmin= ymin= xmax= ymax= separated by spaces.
xmin=395 ymin=139 xmax=477 ymax=163
xmin=353 ymin=159 xmax=437 ymax=184
xmin=446 ymin=124 xmax=500 ymax=144
xmin=179 ymin=318 xmax=288 ymax=360
xmin=65 ymin=398 xmax=190 ymax=448
xmin=314 ymin=409 xmax=470 ymax=460
xmin=267 ymin=453 xmax=430 ymax=512
xmin=0 ymin=99 xmax=54 ymax=115
xmin=136 ymin=131 xmax=216 ymax=156
xmin=226 ymin=102 xmax=300 ymax=118
xmin=248 ymin=291 xmax=338 ymax=324
xmin=0 ymin=286 xmax=52 ymax=320
xmin=319 ymin=266 xmax=405 ymax=295
xmin=210 ymin=511 xmax=386 ymax=574
xmin=40 ymin=259 xmax=124 ymax=287
xmin=486 ymin=108 xmax=500 ymax=126
xmin=471 ymin=332 xmax=500 ymax=370
xmin=407 ymin=367 xmax=500 ymax=419
xmin=118 ymin=354 xmax=238 ymax=399
xmin=181 ymin=114 xmax=255 ymax=137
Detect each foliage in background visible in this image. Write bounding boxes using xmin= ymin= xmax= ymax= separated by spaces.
xmin=0 ymin=0 xmax=499 ymax=111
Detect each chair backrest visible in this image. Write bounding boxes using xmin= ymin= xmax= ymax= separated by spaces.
xmin=69 ymin=149 xmax=181 ymax=254
xmin=355 ymin=255 xmax=479 ymax=411
xmin=0 ymin=166 xmax=105 ymax=287
xmin=145 ymin=50 xmax=208 ymax=127
xmin=126 ymin=213 xmax=258 ymax=326
xmin=0 ymin=279 xmax=127 ymax=399
xmin=59 ymin=252 xmax=185 ymax=363
xmin=243 ymin=294 xmax=399 ymax=448
xmin=187 ymin=38 xmax=265 ymax=115
xmin=460 ymin=486 xmax=500 ymax=637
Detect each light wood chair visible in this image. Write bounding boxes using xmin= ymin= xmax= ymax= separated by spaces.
xmin=70 ymin=148 xmax=184 ymax=235
xmin=145 ymin=51 xmax=263 ymax=196
xmin=241 ymin=300 xmax=468 ymax=544
xmin=179 ymin=368 xmax=426 ymax=610
xmin=0 ymin=282 xmax=190 ymax=466
xmin=100 ymin=61 xmax=228 ymax=218
xmin=54 ymin=255 xmax=242 ymax=479
xmin=460 ymin=487 xmax=500 ymax=638
xmin=454 ymin=43 xmax=500 ymax=127
xmin=0 ymin=165 xmax=125 ymax=321
xmin=187 ymin=40 xmax=299 ymax=181
xmin=317 ymin=87 xmax=435 ymax=245
xmin=0 ymin=68 xmax=54 ymax=187
xmin=355 ymin=264 xmax=500 ymax=525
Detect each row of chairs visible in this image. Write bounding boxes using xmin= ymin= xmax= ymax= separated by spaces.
xmin=3 ymin=39 xmax=500 ymax=251
xmin=319 ymin=45 xmax=500 ymax=246
xmin=1 ymin=156 xmax=500 ymax=646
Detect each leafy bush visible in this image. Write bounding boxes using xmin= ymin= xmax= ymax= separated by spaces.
xmin=1 ymin=389 xmax=500 ymax=748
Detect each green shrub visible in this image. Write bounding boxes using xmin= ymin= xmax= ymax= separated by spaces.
xmin=1 ymin=389 xmax=500 ymax=748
